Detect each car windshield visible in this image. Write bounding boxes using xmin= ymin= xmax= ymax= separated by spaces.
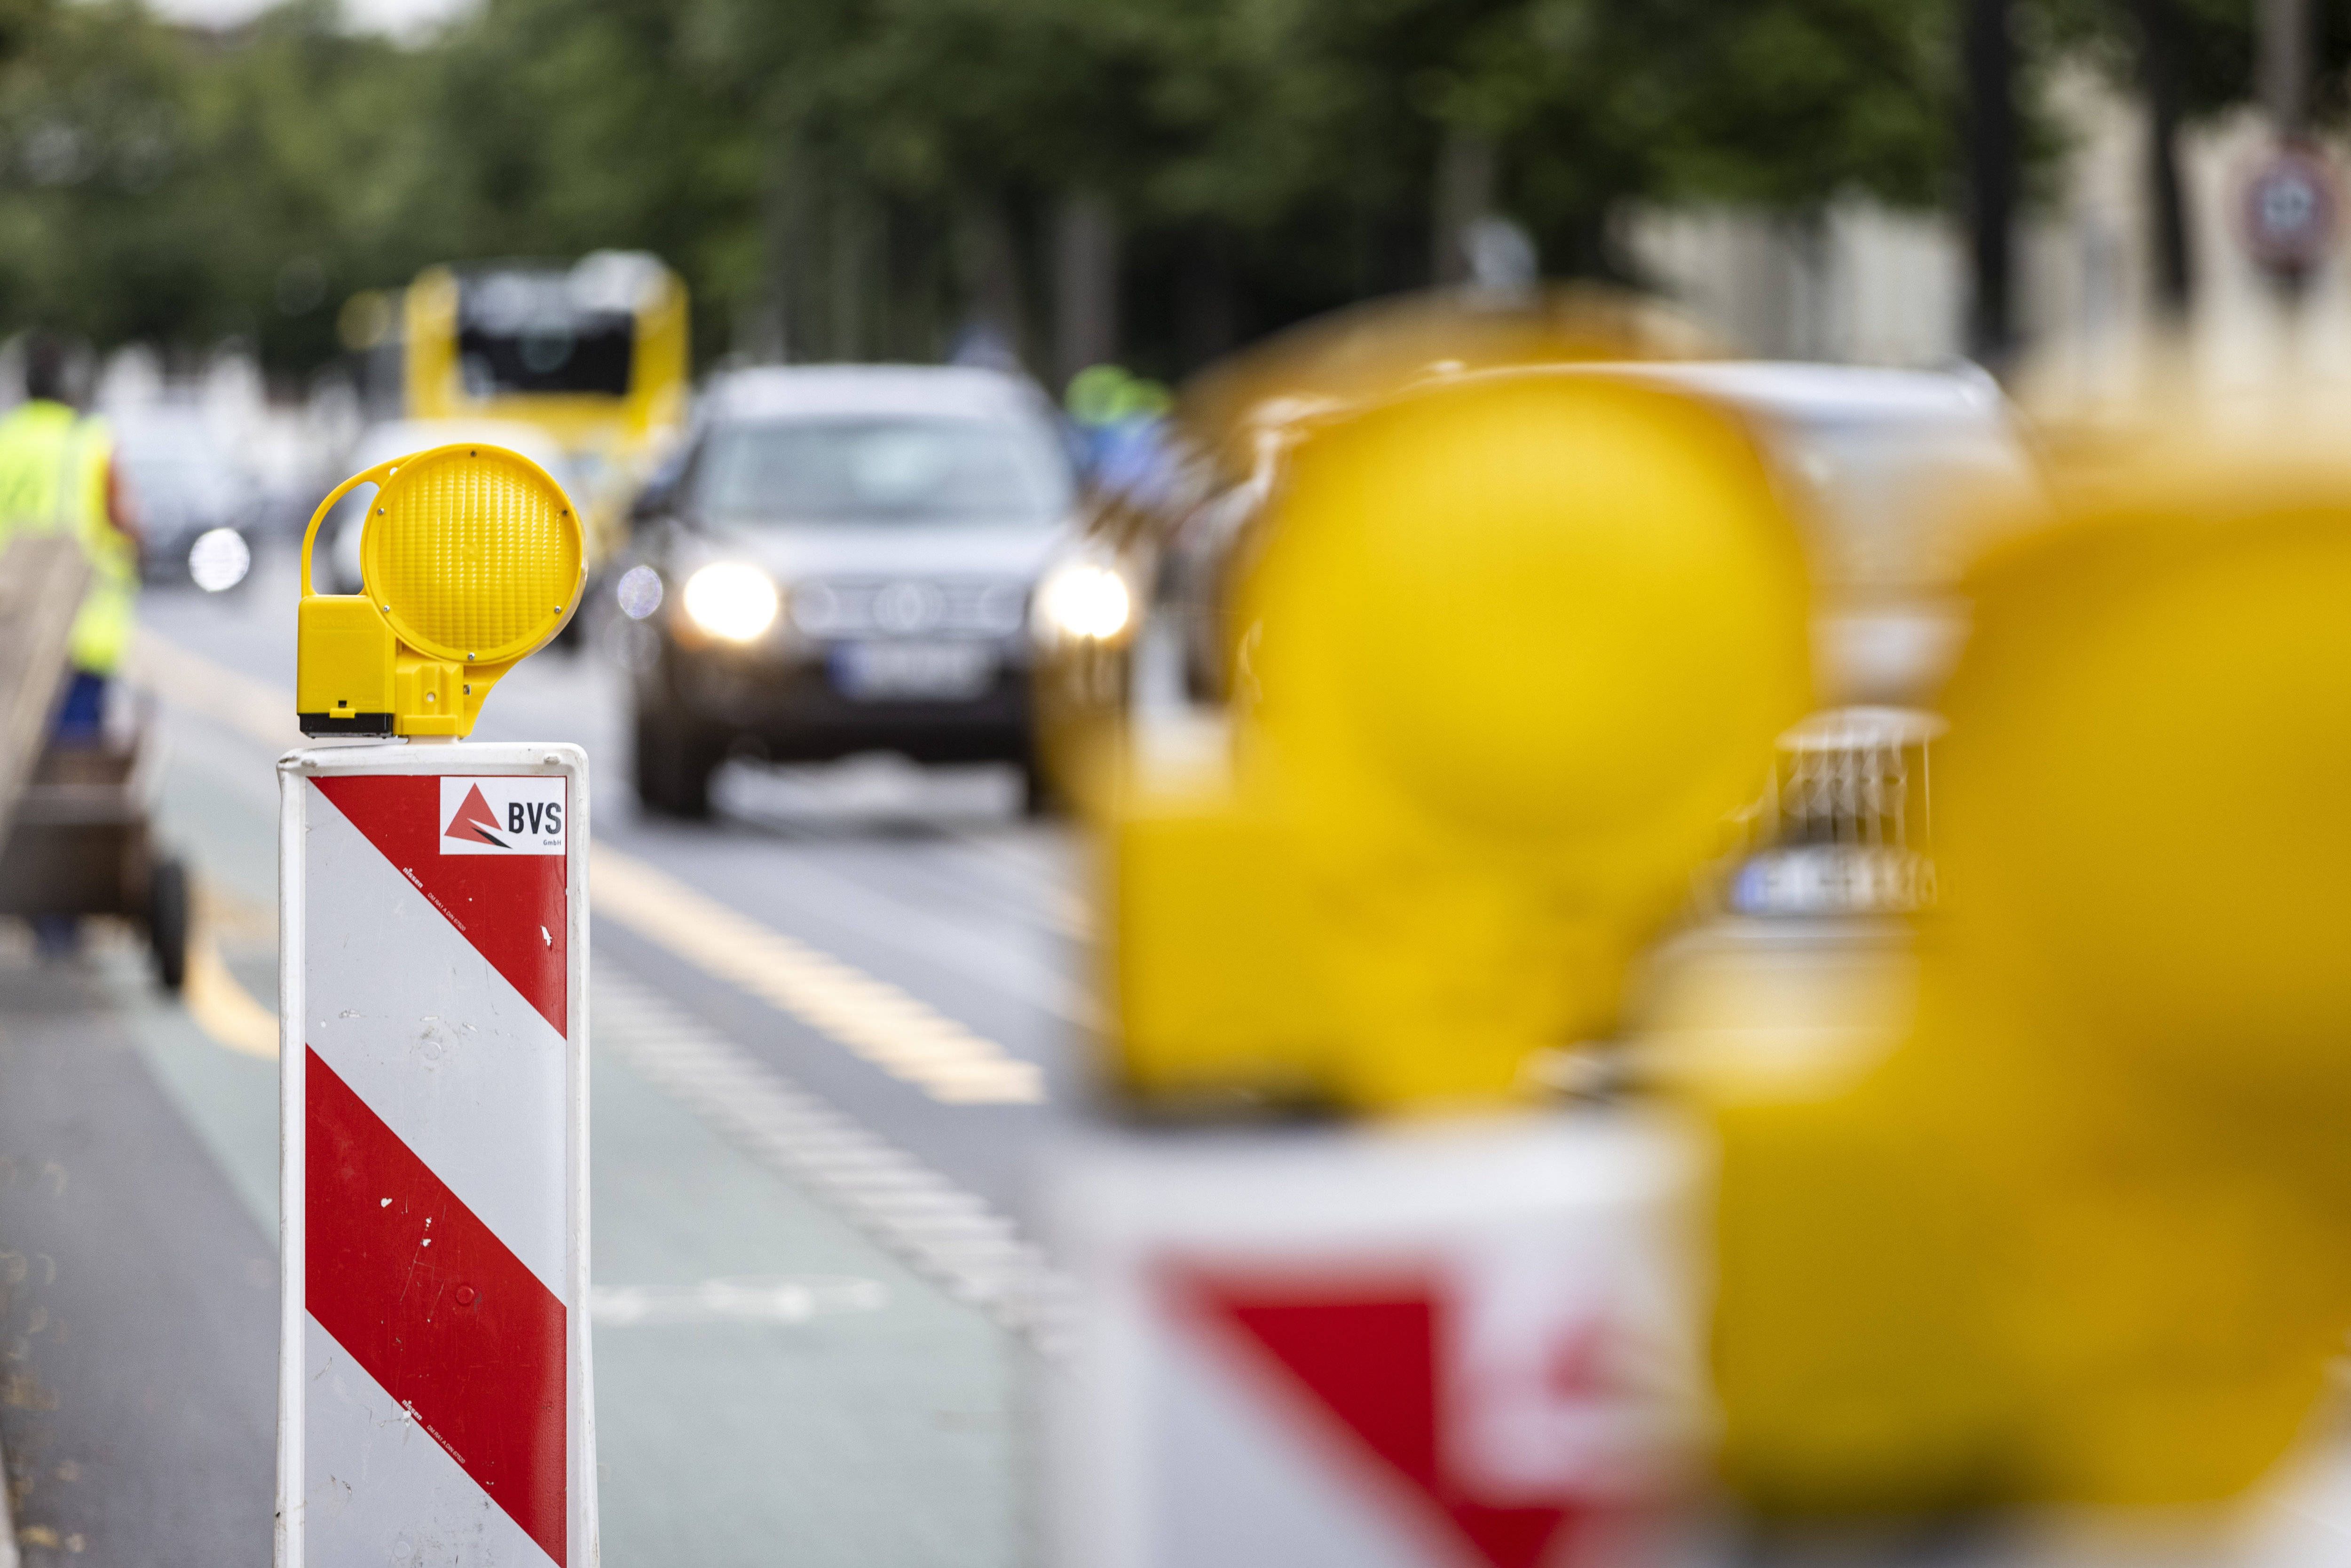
xmin=458 ymin=271 xmax=635 ymax=397
xmin=695 ymin=417 xmax=1072 ymax=527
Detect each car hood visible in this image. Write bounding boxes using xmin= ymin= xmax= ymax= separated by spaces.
xmin=693 ymin=520 xmax=1067 ymax=582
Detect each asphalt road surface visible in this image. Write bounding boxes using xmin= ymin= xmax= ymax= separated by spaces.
xmin=0 ymin=548 xmax=1095 ymax=1566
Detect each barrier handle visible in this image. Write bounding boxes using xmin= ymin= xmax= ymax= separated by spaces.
xmin=297 ymin=459 xmax=402 ymax=599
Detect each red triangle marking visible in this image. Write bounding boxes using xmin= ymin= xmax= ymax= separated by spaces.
xmin=445 ymin=783 xmax=510 ymax=848
xmin=307 ymin=1048 xmax=567 ymax=1564
xmin=1176 ymin=1270 xmax=1584 ymax=1568
xmin=314 ymin=775 xmax=566 ymax=1036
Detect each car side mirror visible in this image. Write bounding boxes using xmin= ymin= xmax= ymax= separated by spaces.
xmin=629 ymin=476 xmax=678 ymax=530
xmin=630 ymin=446 xmax=694 ymax=531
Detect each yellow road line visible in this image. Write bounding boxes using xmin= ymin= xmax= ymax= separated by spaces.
xmin=137 ymin=630 xmax=1046 ymax=1104
xmin=130 ymin=630 xmax=304 ymax=751
xmin=181 ymin=884 xmax=280 ymax=1067
xmin=184 ymin=927 xmax=279 ymax=1061
xmin=592 ymin=851 xmax=1044 ymax=1103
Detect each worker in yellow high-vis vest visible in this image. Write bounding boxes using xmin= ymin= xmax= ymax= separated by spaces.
xmin=0 ymin=335 xmax=141 ymax=739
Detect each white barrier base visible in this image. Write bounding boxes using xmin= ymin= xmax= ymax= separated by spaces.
xmin=1036 ymin=1112 xmax=1707 ymax=1568
xmin=276 ymin=742 xmax=595 ymax=1568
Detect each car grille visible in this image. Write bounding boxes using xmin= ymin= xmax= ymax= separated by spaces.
xmin=787 ymin=577 xmax=1029 ymax=639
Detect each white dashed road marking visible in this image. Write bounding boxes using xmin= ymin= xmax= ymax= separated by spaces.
xmin=592 ymin=971 xmax=1070 ymax=1346
xmin=588 ymin=1276 xmax=888 ymax=1327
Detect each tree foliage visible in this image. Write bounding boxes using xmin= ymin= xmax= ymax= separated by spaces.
xmin=0 ymin=0 xmax=2226 ymax=381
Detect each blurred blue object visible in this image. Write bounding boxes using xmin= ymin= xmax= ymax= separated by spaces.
xmin=1087 ymin=415 xmax=1177 ymax=506
xmin=51 ymin=670 xmax=106 ymax=744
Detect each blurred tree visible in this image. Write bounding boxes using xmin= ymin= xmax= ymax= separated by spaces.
xmin=1398 ymin=0 xmax=1960 ymax=277
xmin=0 ymin=0 xmax=447 ymax=364
xmin=0 ymin=0 xmax=204 ymax=348
xmin=407 ymin=0 xmax=763 ymax=364
xmin=176 ymin=2 xmax=443 ymax=366
xmin=0 ymin=0 xmax=2112 ymax=383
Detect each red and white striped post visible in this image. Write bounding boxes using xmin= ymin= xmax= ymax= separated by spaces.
xmin=277 ymin=742 xmax=595 ymax=1567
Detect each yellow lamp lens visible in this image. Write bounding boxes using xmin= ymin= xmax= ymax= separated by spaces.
xmin=360 ymin=443 xmax=584 ymax=665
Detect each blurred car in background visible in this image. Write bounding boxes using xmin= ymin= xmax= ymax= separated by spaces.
xmin=1034 ymin=341 xmax=2036 ymax=823
xmin=1588 ymin=362 xmax=2037 ymax=921
xmin=115 ymin=408 xmax=263 ymax=592
xmin=312 ymin=418 xmax=581 ymax=596
xmin=621 ymin=363 xmax=1077 ymax=818
xmin=1613 ymin=359 xmax=2038 ymax=704
xmin=1029 ymin=287 xmax=1726 ymax=805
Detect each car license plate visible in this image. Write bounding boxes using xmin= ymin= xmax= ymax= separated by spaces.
xmin=830 ymin=640 xmax=995 ymax=701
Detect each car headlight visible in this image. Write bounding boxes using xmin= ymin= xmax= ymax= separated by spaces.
xmin=681 ymin=562 xmax=781 ymax=642
xmin=1036 ymin=563 xmax=1132 ymax=641
xmin=188 ymin=527 xmax=251 ymax=593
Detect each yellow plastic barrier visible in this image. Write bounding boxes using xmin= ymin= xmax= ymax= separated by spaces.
xmin=1108 ymin=370 xmax=1814 ymax=1111
xmin=1705 ymin=451 xmax=2351 ymax=1513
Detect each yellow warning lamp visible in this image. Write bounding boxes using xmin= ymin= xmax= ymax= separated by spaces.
xmin=296 ymin=443 xmax=584 ymax=739
xmin=1107 ymin=370 xmax=1814 ymax=1112
xmin=1702 ymin=451 xmax=2351 ymax=1516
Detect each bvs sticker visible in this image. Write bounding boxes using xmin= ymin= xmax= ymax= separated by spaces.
xmin=439 ymin=776 xmax=567 ymax=855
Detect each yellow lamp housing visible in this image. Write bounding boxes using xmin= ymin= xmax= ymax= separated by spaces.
xmin=1106 ymin=370 xmax=1816 ymax=1112
xmin=297 ymin=443 xmax=584 ymax=739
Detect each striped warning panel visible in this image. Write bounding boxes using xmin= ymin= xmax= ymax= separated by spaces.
xmin=278 ymin=745 xmax=595 ymax=1568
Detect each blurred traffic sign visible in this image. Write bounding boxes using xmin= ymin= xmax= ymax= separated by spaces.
xmin=2242 ymin=144 xmax=2339 ymax=277
xmin=278 ymin=746 xmax=594 ymax=1566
